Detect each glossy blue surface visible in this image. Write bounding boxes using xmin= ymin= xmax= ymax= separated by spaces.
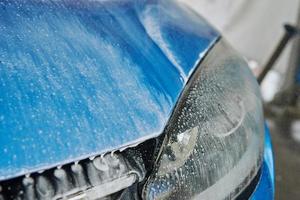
xmin=250 ymin=125 xmax=275 ymax=200
xmin=0 ymin=0 xmax=219 ymax=179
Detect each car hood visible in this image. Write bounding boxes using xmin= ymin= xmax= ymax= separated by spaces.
xmin=0 ymin=0 xmax=219 ymax=180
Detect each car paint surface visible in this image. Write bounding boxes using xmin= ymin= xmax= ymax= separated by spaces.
xmin=0 ymin=0 xmax=219 ymax=179
xmin=250 ymin=125 xmax=275 ymax=200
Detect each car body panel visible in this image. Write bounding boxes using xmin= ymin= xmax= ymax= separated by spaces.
xmin=0 ymin=0 xmax=218 ymax=180
xmin=250 ymin=125 xmax=275 ymax=199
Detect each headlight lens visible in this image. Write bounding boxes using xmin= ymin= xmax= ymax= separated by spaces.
xmin=142 ymin=39 xmax=264 ymax=200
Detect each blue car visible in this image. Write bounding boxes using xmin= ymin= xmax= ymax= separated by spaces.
xmin=0 ymin=0 xmax=274 ymax=199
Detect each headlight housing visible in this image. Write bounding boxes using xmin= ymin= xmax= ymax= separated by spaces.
xmin=143 ymin=39 xmax=264 ymax=200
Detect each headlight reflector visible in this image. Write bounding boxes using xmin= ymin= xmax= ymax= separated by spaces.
xmin=143 ymin=39 xmax=264 ymax=200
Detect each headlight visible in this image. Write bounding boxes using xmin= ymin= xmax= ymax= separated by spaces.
xmin=142 ymin=39 xmax=264 ymax=200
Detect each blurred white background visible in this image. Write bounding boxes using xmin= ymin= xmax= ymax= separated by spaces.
xmin=180 ymin=0 xmax=299 ymax=101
